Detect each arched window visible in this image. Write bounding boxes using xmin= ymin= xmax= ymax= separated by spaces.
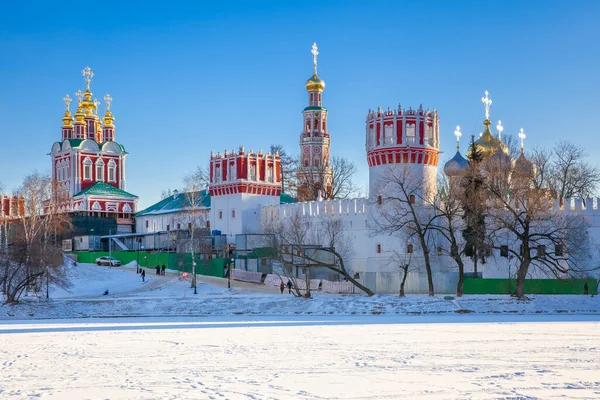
xmin=409 ymin=194 xmax=416 ymax=204
xmin=384 ymin=124 xmax=394 ymax=145
xmin=96 ymin=159 xmax=105 ymax=181
xmin=83 ymin=157 xmax=92 ymax=181
xmin=108 ymin=159 xmax=117 ymax=182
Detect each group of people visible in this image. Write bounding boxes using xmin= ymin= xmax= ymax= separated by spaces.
xmin=279 ymin=280 xmax=293 ymax=294
xmin=137 ymin=264 xmax=166 ymax=282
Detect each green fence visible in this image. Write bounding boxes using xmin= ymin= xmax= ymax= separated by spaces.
xmin=463 ymin=278 xmax=598 ymax=295
xmin=67 ymin=251 xmax=227 ymax=278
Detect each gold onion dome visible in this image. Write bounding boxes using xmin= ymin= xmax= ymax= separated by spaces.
xmin=514 ymin=151 xmax=536 ymax=180
xmin=306 ymin=73 xmax=325 ymax=91
xmin=486 ymin=145 xmax=514 ymax=173
xmin=472 ymin=120 xmax=508 ymax=160
xmin=444 ymin=151 xmax=469 ymax=177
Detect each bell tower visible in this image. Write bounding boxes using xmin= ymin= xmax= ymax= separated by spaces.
xmin=297 ymin=42 xmax=332 ymax=201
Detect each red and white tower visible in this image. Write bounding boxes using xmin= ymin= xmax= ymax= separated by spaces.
xmin=297 ymin=43 xmax=332 ymax=201
xmin=49 ymin=67 xmax=137 ymax=233
xmin=209 ymin=147 xmax=282 ymax=237
xmin=366 ymin=104 xmax=441 ymax=200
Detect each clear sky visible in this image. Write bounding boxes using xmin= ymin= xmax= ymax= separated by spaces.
xmin=1 ymin=0 xmax=599 ymax=209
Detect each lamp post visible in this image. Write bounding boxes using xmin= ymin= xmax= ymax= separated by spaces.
xmin=229 ymin=257 xmax=234 ymax=289
xmin=193 ymin=261 xmax=197 ymax=294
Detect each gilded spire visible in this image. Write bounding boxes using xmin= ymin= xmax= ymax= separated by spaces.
xmin=481 ymin=90 xmax=492 ymax=121
xmin=104 ymin=94 xmax=113 ymax=112
xmin=454 ymin=125 xmax=462 ymax=152
xmin=518 ymin=128 xmax=526 ymax=152
xmin=62 ymin=94 xmax=74 ymax=128
xmin=82 ymin=66 xmax=94 ymax=90
xmin=103 ymin=94 xmax=115 ymax=127
xmin=311 ymin=42 xmax=319 ymax=75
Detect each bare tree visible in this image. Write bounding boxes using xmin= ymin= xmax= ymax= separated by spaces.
xmin=263 ymin=209 xmax=374 ymax=296
xmin=270 ymin=144 xmax=298 ymax=198
xmin=432 ymin=175 xmax=467 ymax=296
xmin=370 ymin=165 xmax=439 ymax=296
xmin=548 ymin=141 xmax=600 ymax=199
xmin=1 ymin=173 xmax=71 ymax=303
xmin=181 ymin=167 xmax=210 ymax=294
xmin=298 ymin=155 xmax=358 ymax=201
xmin=387 ymin=249 xmax=415 ymax=297
xmin=529 ymin=147 xmax=553 ymax=190
xmin=485 ymin=167 xmax=598 ymax=298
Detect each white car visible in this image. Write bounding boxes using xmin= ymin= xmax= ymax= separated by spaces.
xmin=95 ymin=256 xmax=121 ymax=267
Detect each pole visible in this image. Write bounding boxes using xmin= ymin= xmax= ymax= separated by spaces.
xmin=46 ymin=266 xmax=49 ymax=299
xmin=109 ymin=229 xmax=112 ymax=261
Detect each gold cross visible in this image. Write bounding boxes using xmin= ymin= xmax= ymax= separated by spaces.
xmin=311 ymin=42 xmax=319 ymax=74
xmin=481 ymin=90 xmax=492 ymax=120
xmin=93 ymin=98 xmax=100 ymax=113
xmin=82 ymin=66 xmax=94 ymax=89
xmin=75 ymin=89 xmax=83 ymax=104
xmin=63 ymin=94 xmax=72 ymax=111
xmin=518 ymin=128 xmax=526 ymax=150
xmin=104 ymin=94 xmax=113 ymax=111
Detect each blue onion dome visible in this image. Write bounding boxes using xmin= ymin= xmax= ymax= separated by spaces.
xmin=444 ymin=151 xmax=469 ymax=177
xmin=513 ymin=151 xmax=536 ymax=180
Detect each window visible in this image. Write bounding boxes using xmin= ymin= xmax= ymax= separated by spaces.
xmin=376 ymin=244 xmax=381 ymax=254
xmin=407 ymin=244 xmax=414 ymax=254
xmin=219 ymin=210 xmax=223 ymax=219
xmin=409 ymin=194 xmax=416 ymax=204
xmin=555 ymin=244 xmax=564 ymax=257
xmin=267 ymin=166 xmax=273 ymax=182
xmin=108 ymin=160 xmax=117 ymax=182
xmin=96 ymin=159 xmax=104 ymax=181
xmin=314 ymin=158 xmax=320 ymax=167
xmin=405 ymin=123 xmax=416 ymax=137
xmin=206 ymin=220 xmax=210 ymax=229
xmin=537 ymin=245 xmax=546 ymax=257
xmin=229 ymin=163 xmax=236 ymax=181
xmin=249 ymin=164 xmax=257 ymax=180
xmin=188 ymin=222 xmax=192 ymax=230
xmin=215 ymin=166 xmax=221 ymax=183
xmin=384 ymin=124 xmax=394 ymax=144
xmin=231 ymin=209 xmax=236 ymax=219
xmin=377 ymin=195 xmax=382 ymax=205
xmin=145 ymin=220 xmax=149 ymax=228
xmin=177 ymin=223 xmax=181 ymax=230
xmin=83 ymin=157 xmax=92 ymax=181
xmin=500 ymin=245 xmax=509 ymax=257
xmin=166 ymin=224 xmax=170 ymax=231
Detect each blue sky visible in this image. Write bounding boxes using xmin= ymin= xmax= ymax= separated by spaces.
xmin=1 ymin=0 xmax=599 ymax=208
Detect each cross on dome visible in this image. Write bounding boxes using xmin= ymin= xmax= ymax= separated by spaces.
xmin=496 ymin=120 xmax=503 ymax=140
xmin=481 ymin=90 xmax=492 ymax=120
xmin=104 ymin=94 xmax=113 ymax=111
xmin=63 ymin=94 xmax=72 ymax=111
xmin=82 ymin=66 xmax=94 ymax=90
xmin=518 ymin=128 xmax=526 ymax=151
xmin=311 ymin=42 xmax=319 ymax=74
xmin=75 ymin=90 xmax=83 ymax=104
xmin=93 ymin=98 xmax=100 ymax=113
xmin=454 ymin=125 xmax=462 ymax=151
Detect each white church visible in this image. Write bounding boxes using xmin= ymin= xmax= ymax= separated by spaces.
xmin=136 ymin=44 xmax=600 ymax=294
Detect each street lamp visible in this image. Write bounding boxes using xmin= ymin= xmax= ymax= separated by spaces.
xmin=229 ymin=257 xmax=234 ymax=289
xmin=193 ymin=261 xmax=197 ymax=294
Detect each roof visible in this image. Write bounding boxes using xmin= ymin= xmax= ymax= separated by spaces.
xmin=136 ymin=190 xmax=297 ymax=217
xmin=136 ymin=190 xmax=211 ymax=217
xmin=303 ymin=106 xmax=328 ymax=112
xmin=74 ymin=182 xmax=138 ymax=198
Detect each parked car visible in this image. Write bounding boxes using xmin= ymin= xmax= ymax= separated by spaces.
xmin=95 ymin=256 xmax=121 ymax=267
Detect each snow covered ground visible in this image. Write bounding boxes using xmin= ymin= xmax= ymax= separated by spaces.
xmin=1 ymin=315 xmax=599 ymax=399
xmin=2 ymin=263 xmax=600 ymax=398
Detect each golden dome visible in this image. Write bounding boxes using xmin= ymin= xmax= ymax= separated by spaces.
xmin=471 ymin=119 xmax=508 ymax=160
xmin=306 ymin=73 xmax=325 ymax=92
xmin=62 ymin=110 xmax=74 ymax=128
xmin=103 ymin=110 xmax=115 ymax=127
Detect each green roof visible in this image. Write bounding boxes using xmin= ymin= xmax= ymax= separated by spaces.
xmin=66 ymin=139 xmax=85 ymax=148
xmin=136 ymin=190 xmax=297 ymax=216
xmin=136 ymin=190 xmax=211 ymax=216
xmin=74 ymin=182 xmax=138 ymax=198
xmin=303 ymin=106 xmax=327 ymax=112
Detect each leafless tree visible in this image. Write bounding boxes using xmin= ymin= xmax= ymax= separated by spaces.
xmin=370 ymin=165 xmax=439 ymax=296
xmin=387 ymin=249 xmax=415 ymax=297
xmin=263 ymin=209 xmax=374 ymax=296
xmin=1 ymin=173 xmax=71 ymax=303
xmin=548 ymin=141 xmax=600 ymax=199
xmin=485 ymin=167 xmax=598 ymax=298
xmin=529 ymin=147 xmax=553 ymax=190
xmin=270 ymin=144 xmax=298 ymax=198
xmin=298 ymin=155 xmax=358 ymax=201
xmin=431 ymin=175 xmax=467 ymax=296
xmin=180 ymin=168 xmax=210 ymax=294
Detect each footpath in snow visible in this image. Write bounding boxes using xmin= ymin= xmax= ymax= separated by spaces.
xmin=1 ymin=263 xmax=599 ymax=320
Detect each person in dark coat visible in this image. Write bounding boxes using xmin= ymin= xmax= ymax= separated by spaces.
xmin=286 ymin=280 xmax=293 ymax=294
xmin=161 ymin=264 xmax=166 ymax=276
xmin=156 ymin=265 xmax=160 ymax=275
xmin=584 ymin=281 xmax=589 ymax=295
xmin=141 ymin=269 xmax=146 ymax=282
xmin=279 ymin=281 xmax=285 ymax=294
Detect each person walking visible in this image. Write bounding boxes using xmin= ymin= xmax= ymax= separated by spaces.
xmin=287 ymin=280 xmax=293 ymax=294
xmin=156 ymin=265 xmax=160 ymax=275
xmin=584 ymin=281 xmax=589 ymax=295
xmin=161 ymin=264 xmax=166 ymax=276
xmin=279 ymin=281 xmax=285 ymax=294
xmin=141 ymin=269 xmax=146 ymax=282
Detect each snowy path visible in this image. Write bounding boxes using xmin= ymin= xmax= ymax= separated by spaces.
xmin=0 ymin=316 xmax=599 ymax=399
